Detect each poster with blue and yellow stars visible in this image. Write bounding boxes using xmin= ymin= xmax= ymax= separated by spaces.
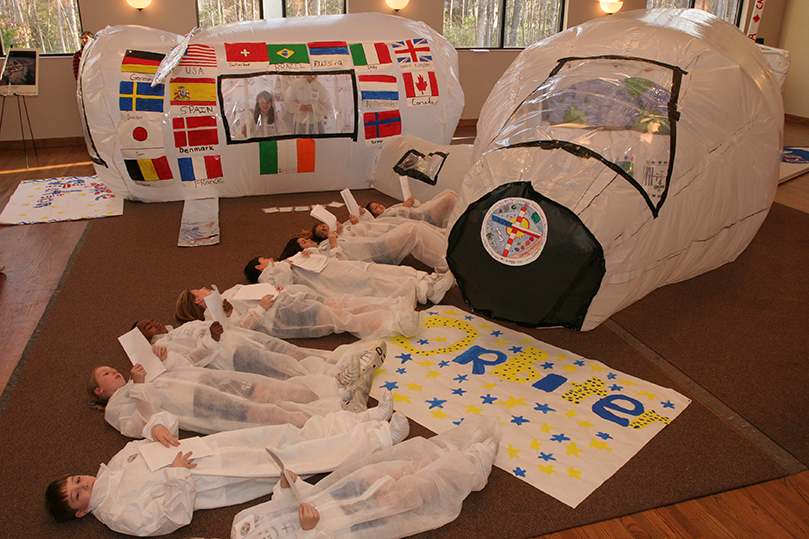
xmin=369 ymin=306 xmax=691 ymax=508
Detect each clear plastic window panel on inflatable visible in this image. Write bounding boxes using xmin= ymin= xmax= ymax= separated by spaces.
xmin=219 ymin=71 xmax=357 ymax=142
xmin=492 ymin=57 xmax=682 ymax=215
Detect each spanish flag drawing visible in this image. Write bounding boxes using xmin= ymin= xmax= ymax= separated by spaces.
xmin=169 ymin=77 xmax=217 ymax=107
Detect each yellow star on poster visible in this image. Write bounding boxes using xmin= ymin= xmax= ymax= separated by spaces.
xmin=530 ymin=439 xmax=542 ymax=450
xmin=636 ymin=390 xmax=658 ymax=401
xmin=434 ymin=336 xmax=447 ymax=342
xmin=565 ymin=409 xmax=577 ymax=419
xmin=539 ymin=423 xmax=556 ymax=434
xmin=425 ymin=371 xmax=440 ymax=379
xmin=465 ymin=404 xmax=484 ymax=415
xmin=538 ymin=464 xmax=557 ymax=476
xmin=567 ymin=467 xmax=582 ymax=479
xmin=431 ymin=409 xmax=448 ymax=419
xmin=577 ymin=420 xmax=594 ymax=429
xmin=22 ymin=203 xmax=30 ymax=206
xmin=479 ymin=323 xmax=493 ymax=330
xmin=480 ymin=383 xmax=497 ymax=390
xmin=566 ymin=442 xmax=583 ymax=458
xmin=521 ymin=338 xmax=532 ymax=344
xmin=557 ymin=354 xmax=567 ymax=361
xmin=377 ymin=368 xmax=389 ymax=376
xmin=590 ymin=439 xmax=613 ymax=451
xmin=417 ymin=360 xmax=434 ymax=367
xmin=498 ymin=396 xmax=527 ymax=409
xmin=617 ymin=378 xmax=638 ymax=387
xmin=495 ymin=339 xmax=508 ymax=346
xmin=405 ymin=383 xmax=423 ymax=391
xmin=393 ymin=393 xmax=411 ymax=403
xmin=443 ymin=308 xmax=459 ymax=316
xmin=506 ymin=444 xmax=520 ymax=458
xmin=590 ymin=364 xmax=605 ymax=372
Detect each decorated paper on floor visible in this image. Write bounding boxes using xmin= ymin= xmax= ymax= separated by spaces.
xmin=370 ymin=306 xmax=691 ymax=508
xmin=0 ymin=176 xmax=122 ymax=224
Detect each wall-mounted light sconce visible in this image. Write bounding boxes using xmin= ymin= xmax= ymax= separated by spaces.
xmin=386 ymin=0 xmax=409 ymax=12
xmin=600 ymin=1 xmax=623 ymax=14
xmin=126 ymin=0 xmax=152 ymax=10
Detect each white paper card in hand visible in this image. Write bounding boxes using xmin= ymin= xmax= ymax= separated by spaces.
xmin=399 ymin=175 xmax=412 ymax=201
xmin=205 ymin=288 xmax=228 ymax=326
xmin=289 ymin=252 xmax=329 ymax=273
xmin=340 ymin=188 xmax=361 ymax=217
xmin=138 ymin=437 xmax=214 ymax=472
xmin=233 ymin=283 xmax=278 ymax=300
xmin=118 ymin=328 xmax=165 ymax=383
xmin=265 ymin=448 xmax=303 ymax=503
xmin=310 ymin=204 xmax=337 ymax=231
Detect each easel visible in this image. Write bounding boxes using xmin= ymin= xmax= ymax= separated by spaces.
xmin=0 ymin=93 xmax=38 ymax=169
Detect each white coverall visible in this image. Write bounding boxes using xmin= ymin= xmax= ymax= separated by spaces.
xmin=88 ymin=411 xmax=397 ymax=536
xmin=105 ymin=352 xmax=344 ymax=435
xmin=217 ymin=284 xmax=418 ymax=341
xmin=284 ymin=77 xmax=332 ymax=135
xmin=372 ymin=190 xmax=458 ymax=229
xmin=231 ymin=415 xmax=501 ymax=539
xmin=258 ymin=254 xmax=434 ymax=305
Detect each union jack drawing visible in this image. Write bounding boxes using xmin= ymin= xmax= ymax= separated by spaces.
xmin=391 ymin=38 xmax=432 ymax=64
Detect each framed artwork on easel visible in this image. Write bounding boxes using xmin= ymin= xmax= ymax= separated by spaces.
xmin=0 ymin=48 xmax=39 ymax=96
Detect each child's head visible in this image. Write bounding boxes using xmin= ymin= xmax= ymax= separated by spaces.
xmin=87 ymin=366 xmax=126 ymax=404
xmin=134 ymin=319 xmax=168 ymax=342
xmin=280 ymin=233 xmax=316 ymax=261
xmin=175 ymin=288 xmax=208 ymax=322
xmin=244 ymin=257 xmax=275 ymax=283
xmin=46 ymin=475 xmax=95 ymax=521
xmin=311 ymin=222 xmax=329 ymax=241
xmin=366 ymin=201 xmax=385 ymax=217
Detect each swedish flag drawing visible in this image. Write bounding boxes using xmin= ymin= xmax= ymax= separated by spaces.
xmin=119 ymin=81 xmax=165 ymax=113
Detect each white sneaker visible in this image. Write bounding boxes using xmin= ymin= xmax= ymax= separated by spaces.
xmin=482 ymin=437 xmax=500 ymax=456
xmin=389 ymin=411 xmax=409 ymax=444
xmin=342 ymin=390 xmax=368 ymax=413
xmin=395 ymin=311 xmax=419 ymax=337
xmin=348 ymin=364 xmax=376 ymax=400
xmin=359 ymin=342 xmax=386 ymax=372
xmin=427 ymin=272 xmax=455 ymax=304
xmin=335 ymin=355 xmax=361 ymax=387
xmin=375 ymin=391 xmax=394 ymax=421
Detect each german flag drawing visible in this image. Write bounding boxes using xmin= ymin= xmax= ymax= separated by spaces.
xmin=121 ymin=50 xmax=165 ymax=74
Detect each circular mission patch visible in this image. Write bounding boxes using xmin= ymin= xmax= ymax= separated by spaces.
xmin=480 ymin=197 xmax=548 ymax=266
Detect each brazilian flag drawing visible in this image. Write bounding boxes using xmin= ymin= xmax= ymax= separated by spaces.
xmin=267 ymin=44 xmax=309 ymax=65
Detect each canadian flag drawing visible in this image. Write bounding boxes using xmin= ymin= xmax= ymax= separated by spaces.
xmin=403 ymin=71 xmax=439 ymax=106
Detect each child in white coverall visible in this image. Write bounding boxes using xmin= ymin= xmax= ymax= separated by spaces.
xmin=231 ymin=415 xmax=500 ymax=539
xmin=46 ymin=408 xmax=410 ymax=537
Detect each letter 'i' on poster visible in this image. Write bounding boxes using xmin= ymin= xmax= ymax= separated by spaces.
xmin=259 ymin=139 xmax=316 ymax=174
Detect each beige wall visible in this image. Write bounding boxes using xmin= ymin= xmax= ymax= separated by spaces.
xmin=1 ymin=0 xmax=802 ymax=143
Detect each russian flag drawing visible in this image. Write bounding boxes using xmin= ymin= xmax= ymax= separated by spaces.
xmin=358 ymin=74 xmax=399 ymax=102
xmin=178 ymin=155 xmax=223 ymax=182
xmin=307 ymin=41 xmax=349 ymax=56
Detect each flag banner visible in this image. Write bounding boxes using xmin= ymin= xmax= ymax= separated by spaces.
xmin=391 ymin=38 xmax=433 ymax=70
xmin=402 ymin=71 xmax=440 ymax=106
xmin=173 ymin=116 xmax=219 ymax=148
xmin=178 ymin=155 xmax=224 ymax=182
xmin=259 ymin=139 xmax=316 ymax=174
xmin=124 ymin=156 xmax=174 ymax=182
xmin=177 ymin=44 xmax=217 ymax=69
xmin=0 ymin=176 xmax=122 ymax=224
xmin=363 ymin=110 xmax=401 ymax=145
xmin=370 ymin=307 xmax=691 ymax=508
xmin=307 ymin=41 xmax=351 ymax=69
xmin=169 ymin=77 xmax=217 ymax=107
xmin=267 ymin=44 xmax=310 ymax=69
xmin=119 ymin=81 xmax=164 ymax=113
xmin=121 ymin=50 xmax=165 ymax=74
xmin=118 ymin=120 xmax=165 ymax=151
xmin=358 ymin=74 xmax=399 ymax=108
xmin=225 ymin=42 xmax=270 ymax=68
xmin=349 ymin=42 xmax=393 ymax=70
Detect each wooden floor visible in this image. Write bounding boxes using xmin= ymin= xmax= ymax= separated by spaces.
xmin=1 ymin=123 xmax=808 ymax=538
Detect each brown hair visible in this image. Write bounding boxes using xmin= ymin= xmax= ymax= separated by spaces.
xmin=45 ymin=476 xmax=75 ymax=522
xmin=86 ymin=367 xmax=107 ymax=405
xmin=175 ymin=289 xmax=205 ymax=323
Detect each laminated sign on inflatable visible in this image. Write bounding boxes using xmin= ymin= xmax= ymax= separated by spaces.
xmin=78 ymin=13 xmax=463 ymax=202
xmin=447 ymin=9 xmax=783 ymax=331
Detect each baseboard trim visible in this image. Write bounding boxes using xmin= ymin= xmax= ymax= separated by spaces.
xmin=457 ymin=118 xmax=478 ymax=129
xmin=786 ymin=114 xmax=809 ymax=126
xmin=1 ymin=136 xmax=85 ymax=150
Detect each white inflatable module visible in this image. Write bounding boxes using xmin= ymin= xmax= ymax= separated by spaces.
xmin=78 ymin=13 xmax=463 ymax=201
xmin=447 ymin=9 xmax=783 ymax=331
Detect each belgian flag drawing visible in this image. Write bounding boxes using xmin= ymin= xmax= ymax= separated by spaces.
xmin=124 ymin=157 xmax=173 ymax=181
xmin=121 ymin=50 xmax=165 ymax=75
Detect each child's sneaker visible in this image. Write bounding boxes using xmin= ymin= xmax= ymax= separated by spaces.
xmin=483 ymin=437 xmax=500 ymax=456
xmin=389 ymin=411 xmax=410 ymax=444
xmin=342 ymin=390 xmax=368 ymax=413
xmin=335 ymin=355 xmax=361 ymax=388
xmin=359 ymin=342 xmax=386 ymax=372
xmin=375 ymin=390 xmax=394 ymax=421
xmin=395 ymin=311 xmax=419 ymax=337
xmin=427 ymin=272 xmax=455 ymax=304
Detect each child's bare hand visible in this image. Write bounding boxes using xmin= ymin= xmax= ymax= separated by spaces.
xmin=299 ymin=503 xmax=320 ymax=530
xmin=280 ymin=470 xmax=298 ymax=488
xmin=151 ymin=345 xmax=168 ymax=362
xmin=209 ymin=321 xmax=224 ymax=342
xmin=275 ymin=285 xmax=283 ymax=292
xmin=349 ymin=214 xmax=359 ymax=224
xmin=403 ymin=196 xmax=415 ymax=208
xmin=259 ymin=295 xmax=275 ymax=310
xmin=336 ymin=222 xmax=344 ymax=234
xmin=152 ymin=425 xmax=179 ymax=448
xmin=171 ymin=451 xmax=196 ymax=469
xmin=131 ymin=364 xmax=147 ymax=384
xmin=359 ymin=207 xmax=366 ymax=215
xmin=222 ymin=299 xmax=233 ymax=317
